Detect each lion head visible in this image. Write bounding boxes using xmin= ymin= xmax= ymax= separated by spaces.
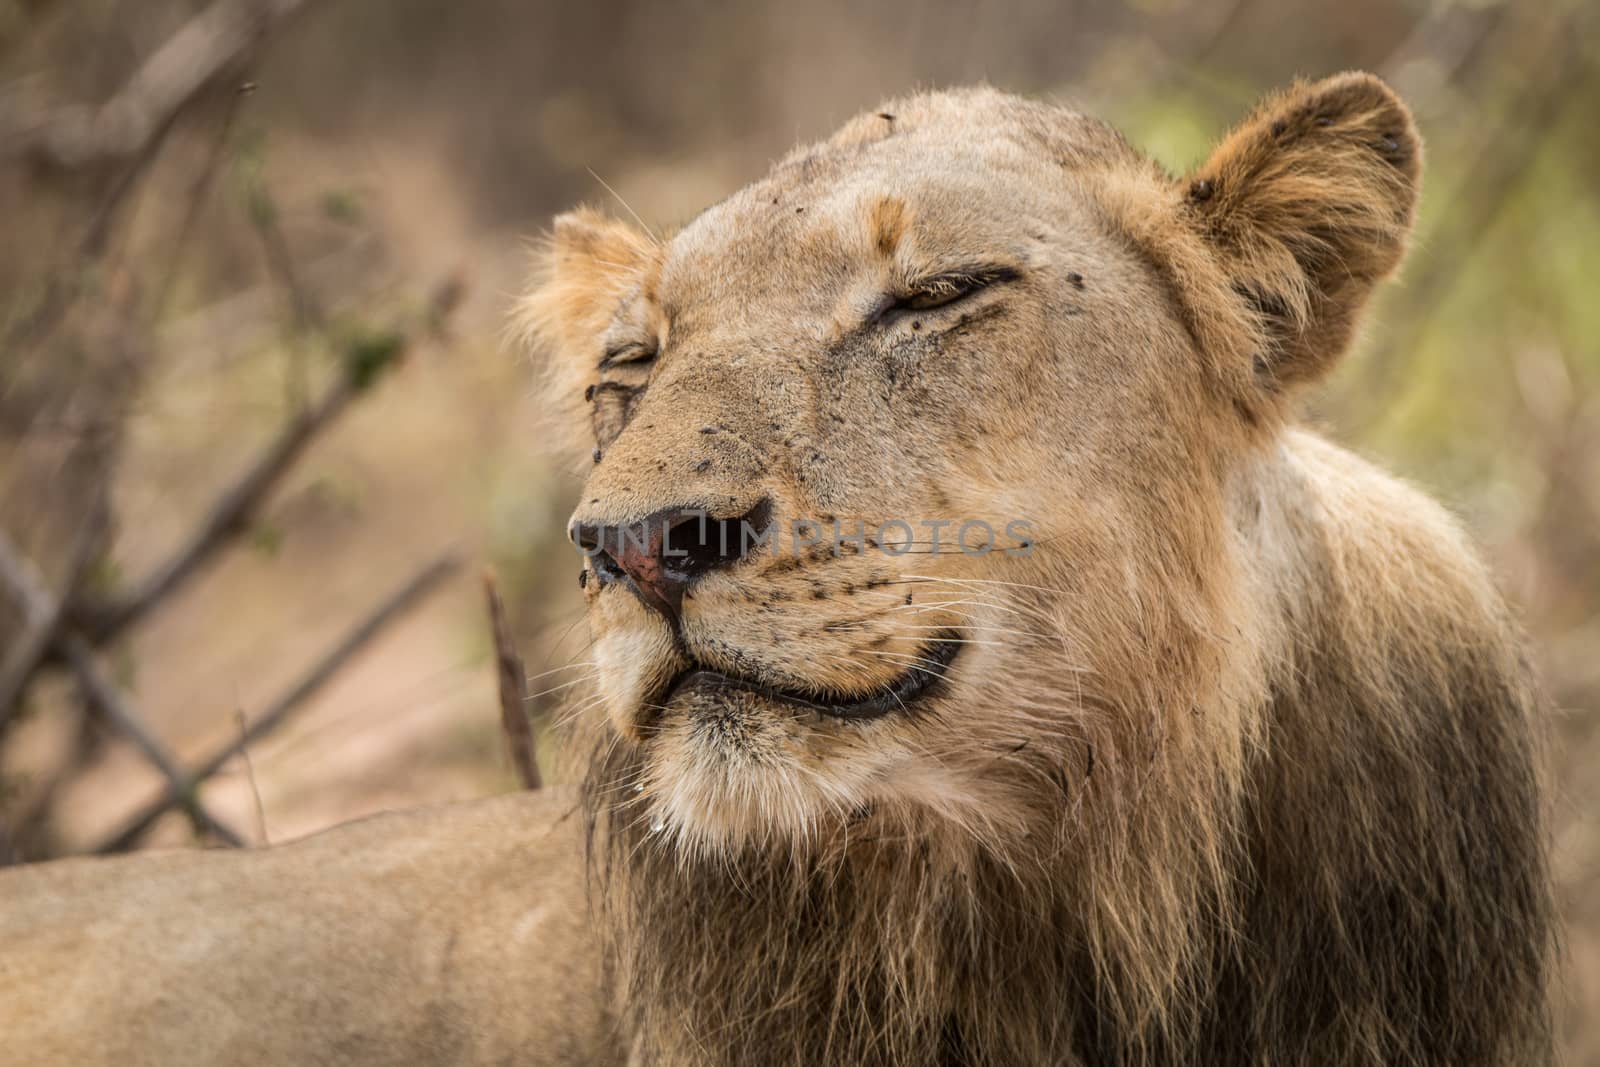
xmin=525 ymin=73 xmax=1417 ymax=851
xmin=520 ymin=73 xmax=1550 ymax=1065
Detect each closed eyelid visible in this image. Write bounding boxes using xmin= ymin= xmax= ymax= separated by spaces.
xmin=864 ymin=264 xmax=1022 ymax=325
xmin=897 ymin=264 xmax=1022 ymax=296
xmin=598 ymin=340 xmax=657 ymax=369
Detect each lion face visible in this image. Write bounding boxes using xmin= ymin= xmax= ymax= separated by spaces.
xmin=524 ymin=79 xmax=1420 ymax=853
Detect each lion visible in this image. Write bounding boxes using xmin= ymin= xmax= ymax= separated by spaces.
xmin=0 ymin=73 xmax=1554 ymax=1066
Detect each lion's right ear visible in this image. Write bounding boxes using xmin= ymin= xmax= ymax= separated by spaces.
xmin=1179 ymin=72 xmax=1422 ymax=389
xmin=515 ymin=208 xmax=659 ymax=458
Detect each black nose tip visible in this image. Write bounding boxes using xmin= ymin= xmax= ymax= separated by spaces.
xmin=573 ymin=498 xmax=772 ymax=622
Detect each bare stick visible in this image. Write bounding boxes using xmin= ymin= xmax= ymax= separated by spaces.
xmin=0 ymin=529 xmax=246 ymax=847
xmin=484 ymin=571 xmax=540 ymax=790
xmin=159 ymin=238 xmax=386 ymax=369
xmin=149 ymin=83 xmax=255 ymax=322
xmin=245 ymin=177 xmax=321 ymax=409
xmin=0 ymin=577 xmax=68 ymax=732
xmin=248 ymin=182 xmax=322 ymax=337
xmin=82 ymin=284 xmax=459 ymax=641
xmin=235 ymin=709 xmax=269 ymax=844
xmin=0 ymin=0 xmax=314 ymax=170
xmin=83 ymin=363 xmax=367 ymax=640
xmin=61 ymin=632 xmax=247 ymax=847
xmin=97 ymin=552 xmax=462 ymax=853
xmin=0 ymin=543 xmax=65 ymax=733
xmin=0 ymin=496 xmax=107 ymax=732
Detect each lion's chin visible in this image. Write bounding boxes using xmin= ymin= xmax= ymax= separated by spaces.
xmin=596 ymin=634 xmax=962 ymax=850
xmin=624 ymin=684 xmax=890 ymax=852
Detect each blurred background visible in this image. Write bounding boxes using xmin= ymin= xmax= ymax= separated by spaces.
xmin=1 ymin=0 xmax=1596 ymax=1055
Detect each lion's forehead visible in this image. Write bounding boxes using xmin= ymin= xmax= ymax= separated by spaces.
xmin=658 ymin=113 xmax=1096 ymax=312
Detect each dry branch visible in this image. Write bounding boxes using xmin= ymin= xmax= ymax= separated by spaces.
xmin=247 ymin=181 xmax=323 ymax=337
xmin=80 ymin=275 xmax=462 ymax=641
xmin=79 ymin=337 xmax=408 ymax=642
xmin=235 ymin=709 xmax=269 ymax=844
xmin=484 ymin=572 xmax=540 ymax=790
xmin=97 ymin=552 xmax=463 ymax=853
xmin=159 ymin=238 xmax=388 ymax=371
xmin=60 ymin=633 xmax=247 ymax=847
xmin=0 ymin=0 xmax=314 ymax=170
xmin=0 ymin=498 xmax=104 ymax=731
xmin=0 ymin=529 xmax=246 ymax=847
xmin=0 ymin=541 xmax=67 ymax=730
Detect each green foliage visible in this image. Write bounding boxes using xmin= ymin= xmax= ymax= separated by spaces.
xmin=1352 ymin=104 xmax=1597 ymax=502
xmin=321 ymin=189 xmax=366 ymax=225
xmin=249 ymin=521 xmax=284 ymax=558
xmin=1113 ymin=93 xmax=1219 ymax=175
xmin=233 ymin=126 xmax=277 ymax=230
xmin=340 ymin=329 xmax=406 ymax=392
xmin=81 ymin=554 xmax=121 ymax=600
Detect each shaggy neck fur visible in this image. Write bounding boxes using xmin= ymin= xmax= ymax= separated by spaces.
xmin=578 ymin=439 xmax=1553 ymax=1067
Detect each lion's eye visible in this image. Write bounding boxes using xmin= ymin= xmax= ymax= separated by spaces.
xmin=889 ymin=266 xmax=1018 ymax=317
xmin=599 ymin=340 xmax=658 ymax=369
xmin=899 ymin=286 xmax=973 ymax=312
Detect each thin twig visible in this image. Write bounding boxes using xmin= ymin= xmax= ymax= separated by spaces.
xmin=76 ymin=105 xmax=181 ymax=262
xmin=245 ymin=177 xmax=322 ymax=409
xmin=80 ymin=282 xmax=460 ymax=641
xmin=249 ymin=183 xmax=322 ymax=337
xmin=0 ymin=494 xmax=107 ymax=733
xmin=81 ymin=365 xmax=366 ymax=640
xmin=0 ymin=0 xmax=313 ymax=170
xmin=0 ymin=528 xmax=68 ymax=730
xmin=158 ymin=237 xmax=386 ymax=371
xmin=484 ymin=571 xmax=540 ymax=790
xmin=61 ymin=632 xmax=247 ymax=847
xmin=96 ymin=552 xmax=462 ymax=853
xmin=235 ymin=708 xmax=269 ymax=844
xmin=0 ymin=528 xmax=246 ymax=847
xmin=8 ymin=76 xmax=258 ymax=352
xmin=149 ymin=81 xmax=255 ymax=322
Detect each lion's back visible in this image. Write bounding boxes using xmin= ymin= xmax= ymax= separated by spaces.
xmin=0 ymin=788 xmax=616 ymax=1066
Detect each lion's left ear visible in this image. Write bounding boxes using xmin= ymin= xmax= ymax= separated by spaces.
xmin=518 ymin=207 xmax=659 ymax=371
xmin=515 ymin=208 xmax=659 ymax=463
xmin=1182 ymin=72 xmax=1421 ymax=387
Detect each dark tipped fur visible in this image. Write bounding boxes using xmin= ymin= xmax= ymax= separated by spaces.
xmin=581 ymin=479 xmax=1554 ymax=1064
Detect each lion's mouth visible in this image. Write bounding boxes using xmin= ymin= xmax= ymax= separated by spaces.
xmin=664 ymin=635 xmax=962 ymax=721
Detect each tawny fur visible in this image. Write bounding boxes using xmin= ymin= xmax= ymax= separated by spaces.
xmin=0 ymin=792 xmax=617 ymax=1066
xmin=531 ymin=74 xmax=1554 ymax=1065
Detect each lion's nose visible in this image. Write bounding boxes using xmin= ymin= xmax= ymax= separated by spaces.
xmin=571 ymin=499 xmax=772 ymax=622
